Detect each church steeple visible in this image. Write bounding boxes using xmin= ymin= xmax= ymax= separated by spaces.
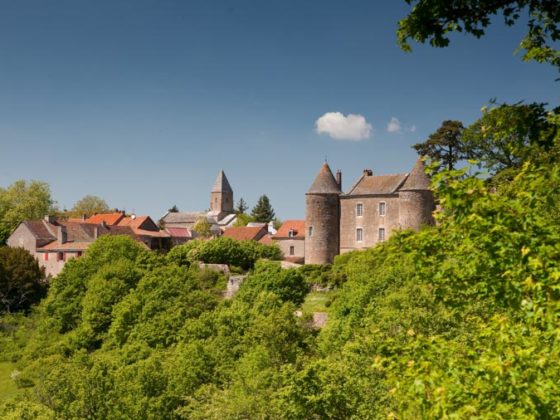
xmin=210 ymin=170 xmax=234 ymax=219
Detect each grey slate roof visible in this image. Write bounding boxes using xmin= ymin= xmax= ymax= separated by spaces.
xmin=307 ymin=163 xmax=341 ymax=194
xmin=161 ymin=212 xmax=207 ymax=224
xmin=400 ymin=158 xmax=431 ymax=191
xmin=212 ymin=170 xmax=233 ymax=193
xmin=346 ymin=173 xmax=408 ymax=196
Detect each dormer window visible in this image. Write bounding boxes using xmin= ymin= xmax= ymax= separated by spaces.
xmin=356 ymin=203 xmax=363 ymax=217
xmin=288 ymin=228 xmax=295 ymax=238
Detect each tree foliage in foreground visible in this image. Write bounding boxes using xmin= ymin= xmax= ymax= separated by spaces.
xmin=398 ymin=0 xmax=560 ymax=69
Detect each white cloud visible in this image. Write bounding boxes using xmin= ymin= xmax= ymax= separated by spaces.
xmin=386 ymin=117 xmax=402 ymax=133
xmin=386 ymin=117 xmax=416 ymax=134
xmin=315 ymin=112 xmax=372 ymax=141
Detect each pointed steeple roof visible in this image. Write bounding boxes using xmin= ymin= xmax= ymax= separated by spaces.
xmin=212 ymin=170 xmax=233 ymax=193
xmin=307 ymin=162 xmax=341 ymax=194
xmin=400 ymin=158 xmax=431 ymax=191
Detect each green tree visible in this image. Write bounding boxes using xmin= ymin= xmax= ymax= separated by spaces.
xmin=69 ymin=195 xmax=110 ymax=218
xmin=0 ymin=180 xmax=57 ymax=244
xmin=168 ymin=205 xmax=179 ymax=213
xmin=250 ymin=195 xmax=275 ymax=223
xmin=398 ymin=0 xmax=560 ymax=69
xmin=0 ymin=247 xmax=46 ymax=313
xmin=413 ymin=120 xmax=466 ymax=171
xmin=233 ymin=213 xmax=254 ymax=227
xmin=462 ymin=102 xmax=558 ymax=178
xmin=192 ymin=218 xmax=213 ymax=238
xmin=235 ymin=198 xmax=248 ymax=215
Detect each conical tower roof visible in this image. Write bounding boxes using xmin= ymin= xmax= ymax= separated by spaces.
xmin=400 ymin=158 xmax=431 ymax=191
xmin=212 ymin=170 xmax=233 ymax=193
xmin=307 ymin=162 xmax=341 ymax=194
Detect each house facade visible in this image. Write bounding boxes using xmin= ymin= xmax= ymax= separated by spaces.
xmin=305 ymin=158 xmax=435 ymax=264
xmin=272 ymin=220 xmax=305 ymax=264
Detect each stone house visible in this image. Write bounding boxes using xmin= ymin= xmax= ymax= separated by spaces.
xmin=305 ymin=158 xmax=435 ymax=264
xmin=272 ymin=220 xmax=305 ymax=264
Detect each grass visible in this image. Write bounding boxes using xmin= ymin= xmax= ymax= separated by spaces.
xmin=0 ymin=361 xmax=20 ymax=401
xmin=301 ymin=291 xmax=335 ymax=314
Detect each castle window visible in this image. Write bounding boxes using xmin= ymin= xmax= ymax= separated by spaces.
xmin=308 ymin=226 xmax=313 ymax=237
xmin=289 ymin=246 xmax=295 ymax=256
xmin=378 ymin=228 xmax=385 ymax=242
xmin=379 ymin=202 xmax=386 ymax=216
xmin=356 ymin=228 xmax=363 ymax=242
xmin=356 ymin=203 xmax=363 ymax=217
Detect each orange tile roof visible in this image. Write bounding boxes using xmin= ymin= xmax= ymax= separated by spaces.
xmin=223 ymin=225 xmax=267 ymax=241
xmin=274 ymin=220 xmax=306 ymax=239
xmin=86 ymin=212 xmax=125 ymax=225
xmin=258 ymin=234 xmax=274 ymax=245
xmin=38 ymin=241 xmax=91 ymax=251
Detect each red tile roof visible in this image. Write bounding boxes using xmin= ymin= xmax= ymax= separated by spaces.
xmin=258 ymin=233 xmax=274 ymax=245
xmin=86 ymin=212 xmax=125 ymax=226
xmin=274 ymin=220 xmax=306 ymax=239
xmin=117 ymin=216 xmax=169 ymax=238
xmin=223 ymin=225 xmax=267 ymax=241
xmin=166 ymin=227 xmax=192 ymax=238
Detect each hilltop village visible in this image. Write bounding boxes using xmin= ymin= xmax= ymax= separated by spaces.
xmin=7 ymin=159 xmax=434 ymax=277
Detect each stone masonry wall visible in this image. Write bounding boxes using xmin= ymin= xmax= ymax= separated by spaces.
xmin=305 ymin=194 xmax=339 ymax=264
xmin=398 ymin=190 xmax=435 ymax=231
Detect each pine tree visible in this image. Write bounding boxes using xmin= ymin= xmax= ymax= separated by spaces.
xmin=235 ymin=198 xmax=248 ymax=214
xmin=250 ymin=195 xmax=275 ymax=223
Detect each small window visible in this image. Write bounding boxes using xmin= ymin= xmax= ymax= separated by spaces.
xmin=44 ymin=253 xmax=49 ymax=261
xmin=308 ymin=226 xmax=313 ymax=237
xmin=378 ymin=228 xmax=385 ymax=242
xmin=77 ymin=251 xmax=83 ymax=257
xmin=379 ymin=202 xmax=386 ymax=216
xmin=356 ymin=228 xmax=363 ymax=242
xmin=356 ymin=203 xmax=363 ymax=217
xmin=56 ymin=252 xmax=64 ymax=262
xmin=288 ymin=228 xmax=295 ymax=238
xmin=289 ymin=246 xmax=295 ymax=256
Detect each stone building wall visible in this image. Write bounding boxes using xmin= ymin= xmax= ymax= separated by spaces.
xmin=6 ymin=224 xmax=37 ymax=255
xmin=305 ymin=194 xmax=339 ymax=264
xmin=275 ymin=238 xmax=305 ymax=260
xmin=339 ymin=195 xmax=401 ymax=253
xmin=398 ymin=190 xmax=435 ymax=231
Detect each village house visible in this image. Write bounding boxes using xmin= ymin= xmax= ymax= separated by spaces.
xmin=272 ymin=220 xmax=305 ymax=264
xmin=7 ymin=212 xmax=169 ymax=277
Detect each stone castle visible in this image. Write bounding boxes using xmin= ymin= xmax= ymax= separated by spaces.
xmin=305 ymin=158 xmax=435 ymax=264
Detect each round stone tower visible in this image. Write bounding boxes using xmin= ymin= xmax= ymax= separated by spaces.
xmin=305 ymin=162 xmax=341 ymax=264
xmin=398 ymin=158 xmax=435 ymax=230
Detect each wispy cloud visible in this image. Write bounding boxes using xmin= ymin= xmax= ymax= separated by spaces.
xmin=386 ymin=117 xmax=416 ymax=134
xmin=315 ymin=112 xmax=372 ymax=141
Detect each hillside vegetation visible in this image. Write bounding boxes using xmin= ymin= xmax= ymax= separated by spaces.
xmin=1 ymin=117 xmax=560 ymax=417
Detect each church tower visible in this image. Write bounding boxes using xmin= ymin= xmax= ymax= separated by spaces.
xmin=305 ymin=162 xmax=341 ymax=264
xmin=210 ymin=170 xmax=234 ymax=221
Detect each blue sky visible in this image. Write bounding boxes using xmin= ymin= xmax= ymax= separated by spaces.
xmin=0 ymin=0 xmax=557 ymax=220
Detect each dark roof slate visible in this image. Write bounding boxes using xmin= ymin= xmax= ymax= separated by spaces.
xmin=346 ymin=173 xmax=408 ymax=196
xmin=307 ymin=163 xmax=341 ymax=194
xmin=212 ymin=170 xmax=233 ymax=193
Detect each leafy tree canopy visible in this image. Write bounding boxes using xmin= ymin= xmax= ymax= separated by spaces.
xmin=413 ymin=120 xmax=466 ymax=172
xmin=192 ymin=218 xmax=213 ymax=238
xmin=250 ymin=195 xmax=275 ymax=223
xmin=0 ymin=247 xmax=46 ymax=313
xmin=235 ymin=198 xmax=248 ymax=215
xmin=0 ymin=180 xmax=57 ymax=245
xmin=69 ymin=195 xmax=109 ymax=218
xmin=398 ymin=0 xmax=560 ymax=69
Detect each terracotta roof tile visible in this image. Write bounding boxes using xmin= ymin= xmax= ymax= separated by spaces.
xmin=258 ymin=234 xmax=274 ymax=245
xmin=274 ymin=220 xmax=306 ymax=239
xmin=166 ymin=227 xmax=192 ymax=238
xmin=86 ymin=212 xmax=125 ymax=226
xmin=223 ymin=226 xmax=267 ymax=241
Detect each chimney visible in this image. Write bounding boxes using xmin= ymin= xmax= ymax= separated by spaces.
xmin=81 ymin=214 xmax=87 ymax=221
xmin=93 ymin=226 xmax=98 ymax=239
xmin=363 ymin=169 xmax=373 ymax=176
xmin=57 ymin=226 xmax=67 ymax=244
xmin=336 ymin=170 xmax=342 ymax=189
xmin=44 ymin=215 xmax=56 ymax=224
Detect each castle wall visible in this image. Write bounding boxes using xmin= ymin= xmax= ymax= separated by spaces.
xmin=398 ymin=190 xmax=435 ymax=231
xmin=339 ymin=195 xmax=401 ymax=253
xmin=305 ymin=194 xmax=339 ymax=264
